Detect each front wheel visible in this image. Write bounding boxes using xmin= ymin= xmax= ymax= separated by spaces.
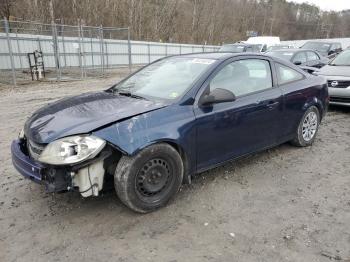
xmin=291 ymin=106 xmax=320 ymax=147
xmin=114 ymin=143 xmax=183 ymax=213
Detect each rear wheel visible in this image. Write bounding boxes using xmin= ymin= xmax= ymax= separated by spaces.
xmin=291 ymin=106 xmax=320 ymax=147
xmin=114 ymin=143 xmax=183 ymax=213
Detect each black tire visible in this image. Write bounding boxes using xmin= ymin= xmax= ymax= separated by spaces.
xmin=291 ymin=106 xmax=320 ymax=147
xmin=114 ymin=143 xmax=183 ymax=213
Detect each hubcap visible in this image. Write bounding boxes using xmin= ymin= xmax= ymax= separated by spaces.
xmin=302 ymin=111 xmax=318 ymax=142
xmin=136 ymin=158 xmax=171 ymax=197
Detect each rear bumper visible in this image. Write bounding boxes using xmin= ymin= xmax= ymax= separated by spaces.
xmin=11 ymin=139 xmax=45 ymax=184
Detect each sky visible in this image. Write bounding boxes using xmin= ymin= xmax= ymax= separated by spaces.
xmin=286 ymin=0 xmax=350 ymax=12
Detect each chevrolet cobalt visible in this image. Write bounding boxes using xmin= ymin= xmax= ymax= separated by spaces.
xmin=11 ymin=53 xmax=328 ymax=213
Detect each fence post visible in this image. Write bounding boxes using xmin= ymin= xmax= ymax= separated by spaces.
xmin=179 ymin=44 xmax=182 ymax=55
xmin=105 ymin=41 xmax=109 ymax=69
xmin=127 ymin=27 xmax=132 ymax=72
xmin=147 ymin=43 xmax=151 ymax=64
xmin=51 ymin=21 xmax=61 ymax=81
xmin=77 ymin=22 xmax=83 ymax=79
xmin=165 ymin=44 xmax=168 ymax=57
xmin=37 ymin=37 xmax=42 ymax=52
xmin=99 ymin=25 xmax=104 ymax=76
xmin=90 ymin=28 xmax=94 ymax=69
xmin=61 ymin=25 xmax=67 ymax=67
xmin=4 ymin=18 xmax=16 ymax=86
xmin=15 ymin=28 xmax=23 ymax=70
xmin=80 ymin=23 xmax=87 ymax=78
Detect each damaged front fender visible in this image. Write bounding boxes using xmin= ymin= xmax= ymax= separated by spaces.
xmin=93 ymin=104 xmax=197 ymax=175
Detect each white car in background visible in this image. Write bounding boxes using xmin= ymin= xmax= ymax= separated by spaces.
xmin=245 ymin=36 xmax=281 ymax=52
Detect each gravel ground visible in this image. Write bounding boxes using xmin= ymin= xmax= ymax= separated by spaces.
xmin=0 ymin=73 xmax=349 ymax=262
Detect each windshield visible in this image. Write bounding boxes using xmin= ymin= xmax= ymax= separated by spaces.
xmin=330 ymin=50 xmax=350 ymax=66
xmin=266 ymin=51 xmax=294 ymax=61
xmin=302 ymin=42 xmax=330 ymax=53
xmin=219 ymin=45 xmax=245 ymax=52
xmin=112 ymin=57 xmax=214 ymax=100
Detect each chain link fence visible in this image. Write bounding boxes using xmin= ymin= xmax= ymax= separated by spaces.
xmin=0 ymin=19 xmax=219 ymax=86
xmin=0 ymin=19 xmax=131 ymax=85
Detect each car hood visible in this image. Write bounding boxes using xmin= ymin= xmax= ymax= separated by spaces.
xmin=318 ymin=65 xmax=350 ymax=77
xmin=24 ymin=91 xmax=167 ymax=144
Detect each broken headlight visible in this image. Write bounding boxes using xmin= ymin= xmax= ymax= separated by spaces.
xmin=38 ymin=135 xmax=106 ymax=165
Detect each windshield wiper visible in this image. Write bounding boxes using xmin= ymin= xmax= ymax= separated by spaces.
xmin=117 ymin=91 xmax=147 ymax=100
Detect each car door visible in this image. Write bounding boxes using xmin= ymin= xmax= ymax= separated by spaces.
xmin=194 ymin=57 xmax=284 ymax=171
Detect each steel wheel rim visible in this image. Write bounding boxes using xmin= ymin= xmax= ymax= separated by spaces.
xmin=136 ymin=158 xmax=172 ymax=197
xmin=302 ymin=111 xmax=318 ymax=142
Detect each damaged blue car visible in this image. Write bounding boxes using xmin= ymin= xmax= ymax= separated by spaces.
xmin=11 ymin=53 xmax=328 ymax=213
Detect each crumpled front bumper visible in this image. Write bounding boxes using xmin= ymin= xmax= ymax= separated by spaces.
xmin=11 ymin=139 xmax=45 ymax=184
xmin=11 ymin=139 xmax=72 ymax=192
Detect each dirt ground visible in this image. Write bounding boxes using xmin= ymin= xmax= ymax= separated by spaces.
xmin=0 ymin=72 xmax=349 ymax=262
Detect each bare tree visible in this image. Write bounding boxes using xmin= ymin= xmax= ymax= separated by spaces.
xmin=0 ymin=0 xmax=15 ymax=20
xmin=5 ymin=0 xmax=350 ymax=44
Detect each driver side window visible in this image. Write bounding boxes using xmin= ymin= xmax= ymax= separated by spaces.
xmin=210 ymin=59 xmax=273 ymax=97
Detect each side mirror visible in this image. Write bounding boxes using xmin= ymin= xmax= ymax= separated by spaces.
xmin=293 ymin=61 xmax=302 ymax=65
xmin=200 ymin=88 xmax=236 ymax=106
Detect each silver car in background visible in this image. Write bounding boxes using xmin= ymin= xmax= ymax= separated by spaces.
xmin=315 ymin=49 xmax=350 ymax=107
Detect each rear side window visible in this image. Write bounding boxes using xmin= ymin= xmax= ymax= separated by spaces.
xmin=307 ymin=51 xmax=319 ymax=61
xmin=276 ymin=63 xmax=304 ymax=85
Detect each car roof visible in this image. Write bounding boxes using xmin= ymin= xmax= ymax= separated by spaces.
xmin=304 ymin=41 xmax=340 ymax=44
xmin=269 ymin=45 xmax=290 ymax=47
xmin=268 ymin=48 xmax=316 ymax=53
xmin=175 ymin=52 xmax=266 ymax=60
xmin=223 ymin=43 xmax=259 ymax=46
